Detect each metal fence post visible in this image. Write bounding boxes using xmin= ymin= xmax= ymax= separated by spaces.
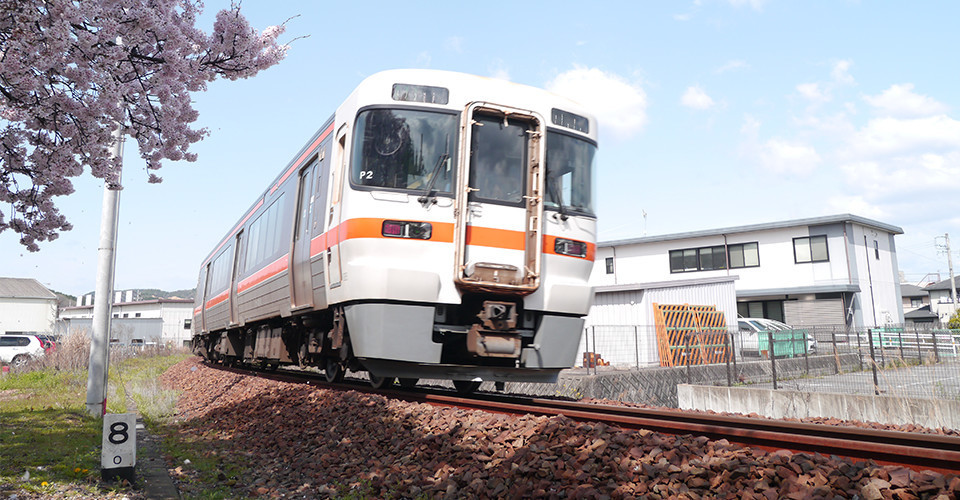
xmin=769 ymin=330 xmax=778 ymax=390
xmin=592 ymin=326 xmax=597 ymax=376
xmin=897 ymin=328 xmax=904 ymax=361
xmin=801 ymin=329 xmax=810 ymax=376
xmin=831 ymin=328 xmax=840 ymax=375
xmin=856 ymin=328 xmax=864 ymax=371
xmin=634 ymin=326 xmax=640 ymax=369
xmin=725 ymin=330 xmax=732 ymax=387
xmin=868 ymin=328 xmax=879 ymax=396
xmin=914 ymin=325 xmax=922 ymax=363
xmin=685 ymin=333 xmax=692 ymax=385
xmin=932 ymin=330 xmax=941 ymax=363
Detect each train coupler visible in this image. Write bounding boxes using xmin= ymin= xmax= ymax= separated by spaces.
xmin=467 ymin=324 xmax=521 ymax=358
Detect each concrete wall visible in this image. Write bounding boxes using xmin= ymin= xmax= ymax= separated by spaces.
xmin=677 ymin=384 xmax=960 ymax=430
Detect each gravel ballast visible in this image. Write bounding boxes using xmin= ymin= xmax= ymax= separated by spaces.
xmin=160 ymin=357 xmax=959 ymax=499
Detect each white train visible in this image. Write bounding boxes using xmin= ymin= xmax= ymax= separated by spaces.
xmin=192 ymin=69 xmax=597 ymax=393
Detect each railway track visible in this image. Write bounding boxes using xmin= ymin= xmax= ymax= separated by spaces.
xmin=216 ymin=362 xmax=960 ymax=476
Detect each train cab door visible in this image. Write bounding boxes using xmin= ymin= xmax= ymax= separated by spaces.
xmin=198 ymin=263 xmax=210 ymax=332
xmin=454 ymin=104 xmax=545 ymax=294
xmin=326 ymin=129 xmax=347 ymax=289
xmin=291 ymin=159 xmax=317 ymax=309
xmin=229 ymin=232 xmax=243 ymax=325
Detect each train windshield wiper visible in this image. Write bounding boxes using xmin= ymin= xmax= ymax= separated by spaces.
xmin=547 ymin=173 xmax=569 ymax=221
xmin=417 ymin=151 xmax=450 ymax=206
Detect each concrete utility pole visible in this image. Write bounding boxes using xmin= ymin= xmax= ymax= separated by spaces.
xmin=947 ymin=234 xmax=959 ymax=317
xmin=85 ymin=126 xmax=124 ymax=417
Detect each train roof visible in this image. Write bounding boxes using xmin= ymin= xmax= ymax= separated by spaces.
xmin=338 ymin=69 xmax=599 ymax=142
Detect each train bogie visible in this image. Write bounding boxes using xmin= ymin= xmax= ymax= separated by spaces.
xmin=192 ymin=70 xmax=598 ymax=392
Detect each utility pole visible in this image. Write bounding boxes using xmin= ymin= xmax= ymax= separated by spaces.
xmin=948 ymin=234 xmax=958 ymax=316
xmin=85 ymin=126 xmax=124 ymax=417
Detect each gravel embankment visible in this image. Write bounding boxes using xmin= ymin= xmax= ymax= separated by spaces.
xmin=160 ymin=357 xmax=960 ymax=499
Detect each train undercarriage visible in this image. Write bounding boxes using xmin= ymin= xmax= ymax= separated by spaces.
xmin=193 ymin=296 xmax=581 ymax=394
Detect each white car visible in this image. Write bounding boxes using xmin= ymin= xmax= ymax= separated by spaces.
xmin=0 ymin=335 xmax=46 ymax=367
xmin=737 ymin=318 xmax=817 ymax=356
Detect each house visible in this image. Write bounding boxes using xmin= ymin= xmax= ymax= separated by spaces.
xmin=923 ymin=275 xmax=959 ymax=325
xmin=591 ymin=214 xmax=905 ymax=331
xmin=900 ymin=283 xmax=939 ymax=327
xmin=60 ymin=294 xmax=194 ymax=347
xmin=0 ymin=277 xmax=58 ymax=336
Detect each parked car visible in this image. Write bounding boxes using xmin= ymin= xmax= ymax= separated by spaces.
xmin=737 ymin=318 xmax=817 ymax=356
xmin=0 ymin=335 xmax=46 ymax=367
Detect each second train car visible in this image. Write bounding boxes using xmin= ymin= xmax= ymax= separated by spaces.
xmin=192 ymin=69 xmax=597 ymax=393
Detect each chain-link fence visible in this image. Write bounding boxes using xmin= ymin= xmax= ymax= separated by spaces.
xmin=577 ymin=324 xmax=960 ymax=401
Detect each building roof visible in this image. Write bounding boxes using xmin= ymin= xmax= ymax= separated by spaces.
xmin=0 ymin=277 xmax=57 ymax=300
xmin=594 ymin=275 xmax=737 ymax=293
xmin=924 ymin=276 xmax=960 ymax=292
xmin=736 ymin=283 xmax=861 ymax=298
xmin=900 ymin=283 xmax=928 ymax=297
xmin=904 ymin=305 xmax=939 ymax=320
xmin=61 ymin=298 xmax=193 ymax=311
xmin=599 ymin=213 xmax=904 ymax=248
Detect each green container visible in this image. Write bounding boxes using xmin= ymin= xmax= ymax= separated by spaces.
xmin=758 ymin=329 xmax=808 ymax=358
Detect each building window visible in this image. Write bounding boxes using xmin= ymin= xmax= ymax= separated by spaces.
xmin=728 ymin=242 xmax=760 ymax=269
xmin=911 ymin=298 xmax=923 ymax=308
xmin=604 ymin=257 xmax=614 ymax=274
xmin=794 ymin=235 xmax=829 ymax=263
xmin=135 ymin=313 xmax=141 ymax=318
xmin=669 ymin=242 xmax=759 ymax=273
xmin=184 ymin=319 xmax=192 ymax=330
xmin=122 ymin=313 xmax=129 ymax=318
xmin=737 ymin=300 xmax=785 ymax=322
xmin=669 ymin=245 xmax=725 ymax=273
xmin=874 ymin=240 xmax=880 ymax=260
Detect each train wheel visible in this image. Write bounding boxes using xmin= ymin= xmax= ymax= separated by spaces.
xmin=453 ymin=380 xmax=481 ymax=395
xmin=324 ymin=358 xmax=344 ymax=383
xmin=369 ymin=374 xmax=395 ymax=389
xmin=398 ymin=378 xmax=419 ymax=389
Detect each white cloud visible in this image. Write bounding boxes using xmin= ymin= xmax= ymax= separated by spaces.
xmin=758 ymin=139 xmax=822 ymax=175
xmin=728 ymin=0 xmax=766 ymax=10
xmin=847 ymin=115 xmax=960 ymax=157
xmin=487 ymin=59 xmax=510 ymax=82
xmin=863 ymin=83 xmax=949 ymax=118
xmin=444 ymin=37 xmax=463 ymax=54
xmin=739 ymin=115 xmax=821 ymax=175
xmin=825 ymin=195 xmax=887 ymax=220
xmin=716 ymin=60 xmax=748 ymax=74
xmin=839 ymin=153 xmax=960 ymax=197
xmin=831 ymin=60 xmax=855 ymax=85
xmin=796 ymin=83 xmax=829 ymax=103
xmin=546 ymin=66 xmax=648 ymax=138
xmin=681 ymin=86 xmax=715 ymax=110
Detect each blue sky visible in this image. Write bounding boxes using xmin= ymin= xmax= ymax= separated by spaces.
xmin=2 ymin=0 xmax=958 ymax=296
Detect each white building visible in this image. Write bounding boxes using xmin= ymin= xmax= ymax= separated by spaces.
xmin=924 ymin=276 xmax=959 ymax=325
xmin=0 ymin=277 xmax=58 ymax=335
xmin=591 ymin=214 xmax=905 ymax=330
xmin=60 ymin=296 xmax=194 ymax=347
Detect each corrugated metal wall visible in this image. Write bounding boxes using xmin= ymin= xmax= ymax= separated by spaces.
xmin=784 ymin=298 xmax=844 ymax=326
xmin=581 ymin=279 xmax=738 ymax=367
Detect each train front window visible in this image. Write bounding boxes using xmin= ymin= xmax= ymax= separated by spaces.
xmin=545 ymin=130 xmax=596 ymax=216
xmin=469 ymin=114 xmax=528 ymax=204
xmin=351 ymin=108 xmax=457 ymax=193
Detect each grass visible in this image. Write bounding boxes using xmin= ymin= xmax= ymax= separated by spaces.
xmin=0 ymin=334 xmax=191 ymax=497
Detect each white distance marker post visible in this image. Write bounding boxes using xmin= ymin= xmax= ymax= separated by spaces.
xmin=101 ymin=413 xmax=136 ymax=483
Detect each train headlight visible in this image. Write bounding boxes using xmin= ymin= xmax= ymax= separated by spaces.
xmin=554 ymin=238 xmax=587 ymax=258
xmin=382 ymin=220 xmax=433 ymax=240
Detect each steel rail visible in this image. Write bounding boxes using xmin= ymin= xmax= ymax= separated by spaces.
xmin=211 ymin=363 xmax=960 ymax=476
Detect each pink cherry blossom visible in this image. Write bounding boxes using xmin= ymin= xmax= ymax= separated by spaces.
xmin=0 ymin=0 xmax=288 ymax=251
